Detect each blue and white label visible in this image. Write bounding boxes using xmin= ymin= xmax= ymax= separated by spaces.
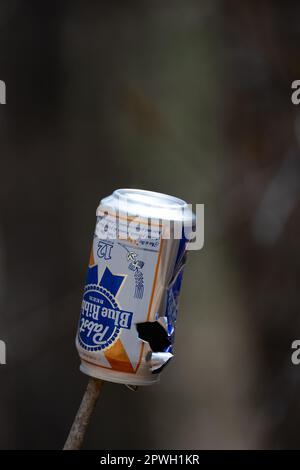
xmin=77 ymin=213 xmax=162 ymax=370
xmin=78 ymin=267 xmax=133 ymax=351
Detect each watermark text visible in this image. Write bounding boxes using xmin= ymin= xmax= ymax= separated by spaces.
xmin=0 ymin=340 xmax=6 ymax=365
xmin=0 ymin=80 xmax=6 ymax=104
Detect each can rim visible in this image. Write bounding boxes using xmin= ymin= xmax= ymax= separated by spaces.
xmin=100 ymin=188 xmax=194 ymax=222
xmin=114 ymin=188 xmax=187 ymax=209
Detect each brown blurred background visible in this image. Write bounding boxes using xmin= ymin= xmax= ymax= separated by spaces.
xmin=0 ymin=0 xmax=300 ymax=449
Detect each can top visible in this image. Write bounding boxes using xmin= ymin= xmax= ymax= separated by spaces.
xmin=99 ymin=188 xmax=194 ymax=222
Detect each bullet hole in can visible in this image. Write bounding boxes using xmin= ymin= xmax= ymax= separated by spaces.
xmin=136 ymin=321 xmax=171 ymax=352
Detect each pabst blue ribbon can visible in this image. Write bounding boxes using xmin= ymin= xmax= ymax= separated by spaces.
xmin=76 ymin=189 xmax=194 ymax=385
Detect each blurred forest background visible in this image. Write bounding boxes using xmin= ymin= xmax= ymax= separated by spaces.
xmin=0 ymin=0 xmax=300 ymax=449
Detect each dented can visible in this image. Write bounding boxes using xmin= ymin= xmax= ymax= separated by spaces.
xmin=76 ymin=188 xmax=194 ymax=386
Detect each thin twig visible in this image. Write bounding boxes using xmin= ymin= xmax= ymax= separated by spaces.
xmin=63 ymin=377 xmax=104 ymax=450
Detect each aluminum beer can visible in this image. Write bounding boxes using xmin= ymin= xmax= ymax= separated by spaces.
xmin=76 ymin=189 xmax=194 ymax=386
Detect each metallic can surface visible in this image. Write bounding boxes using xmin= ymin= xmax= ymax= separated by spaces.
xmin=76 ymin=189 xmax=193 ymax=385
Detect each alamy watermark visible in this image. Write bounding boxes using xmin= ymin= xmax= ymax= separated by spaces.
xmin=291 ymin=80 xmax=300 ymax=105
xmin=95 ymin=203 xmax=204 ymax=251
xmin=0 ymin=340 xmax=6 ymax=365
xmin=291 ymin=340 xmax=300 ymax=365
xmin=0 ymin=80 xmax=6 ymax=104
